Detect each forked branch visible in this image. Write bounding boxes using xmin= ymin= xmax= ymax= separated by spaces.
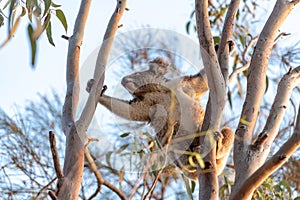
xmin=232 ymin=104 xmax=300 ymax=200
xmin=84 ymin=148 xmax=126 ymax=200
xmin=254 ymin=66 xmax=300 ymax=150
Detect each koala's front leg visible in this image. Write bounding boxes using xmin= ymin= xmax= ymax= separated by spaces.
xmin=86 ymin=79 xmax=150 ymax=122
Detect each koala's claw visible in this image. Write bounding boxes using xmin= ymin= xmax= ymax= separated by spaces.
xmin=100 ymin=85 xmax=107 ymax=96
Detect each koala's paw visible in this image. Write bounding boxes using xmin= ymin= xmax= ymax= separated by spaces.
xmin=214 ymin=131 xmax=224 ymax=142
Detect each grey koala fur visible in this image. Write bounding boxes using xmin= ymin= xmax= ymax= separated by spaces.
xmin=90 ymin=57 xmax=234 ymax=179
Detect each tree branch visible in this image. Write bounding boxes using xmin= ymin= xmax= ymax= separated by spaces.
xmin=217 ymin=0 xmax=241 ymax=79
xmin=129 ymin=153 xmax=158 ymax=199
xmin=242 ymin=35 xmax=259 ymax=63
xmin=77 ymin=0 xmax=127 ymax=134
xmin=195 ymin=0 xmax=226 ymax=198
xmin=35 ymin=178 xmax=57 ymax=200
xmin=84 ymin=148 xmax=127 ymax=200
xmin=143 ymin=120 xmax=176 ymax=200
xmin=48 ymin=131 xmax=63 ymax=196
xmin=254 ymin=66 xmax=300 ymax=151
xmin=236 ymin=0 xmax=299 ymax=147
xmin=229 ymin=33 xmax=289 ymax=84
xmin=231 ymin=116 xmax=300 ymax=199
xmin=228 ymin=62 xmax=250 ymax=84
xmin=59 ymin=0 xmax=92 ymax=199
xmin=233 ymin=0 xmax=300 ymax=189
xmin=62 ymin=0 xmax=92 ymax=135
xmin=59 ymin=1 xmax=127 ymax=198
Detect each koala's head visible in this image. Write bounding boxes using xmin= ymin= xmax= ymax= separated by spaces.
xmin=181 ymin=70 xmax=208 ymax=100
xmin=121 ymin=57 xmax=170 ymax=96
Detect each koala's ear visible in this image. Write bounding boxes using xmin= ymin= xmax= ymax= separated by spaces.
xmin=149 ymin=57 xmax=170 ymax=75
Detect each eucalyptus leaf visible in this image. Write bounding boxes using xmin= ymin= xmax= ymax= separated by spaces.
xmin=46 ymin=21 xmax=55 ymax=46
xmin=56 ymin=9 xmax=68 ymax=33
xmin=43 ymin=0 xmax=52 ymax=17
xmin=51 ymin=2 xmax=61 ymax=8
xmin=0 ymin=13 xmax=4 ymax=28
xmin=27 ymin=24 xmax=37 ymax=66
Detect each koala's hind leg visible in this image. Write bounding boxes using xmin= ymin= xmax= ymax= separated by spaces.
xmin=215 ymin=127 xmax=234 ymax=175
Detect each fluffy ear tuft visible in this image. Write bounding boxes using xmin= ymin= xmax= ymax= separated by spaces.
xmin=149 ymin=57 xmax=170 ymax=75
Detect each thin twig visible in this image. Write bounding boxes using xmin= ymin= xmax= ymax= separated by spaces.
xmin=228 ymin=62 xmax=250 ymax=83
xmin=143 ymin=120 xmax=176 ymax=200
xmin=242 ymin=35 xmax=259 ymax=63
xmin=129 ymin=153 xmax=158 ymax=199
xmin=229 ymin=32 xmax=290 ymax=83
xmin=85 ymin=147 xmax=127 ymax=200
xmin=48 ymin=191 xmax=57 ymax=200
xmin=255 ymin=66 xmax=300 ymax=148
xmin=84 ymin=148 xmax=103 ymax=199
xmin=274 ymin=32 xmax=291 ymax=45
xmin=143 ymin=167 xmax=164 ymax=200
xmin=34 ymin=178 xmax=57 ymax=200
xmin=49 ymin=131 xmax=64 ymax=179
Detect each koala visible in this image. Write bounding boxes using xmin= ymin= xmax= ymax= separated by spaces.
xmin=88 ymin=57 xmax=234 ymax=179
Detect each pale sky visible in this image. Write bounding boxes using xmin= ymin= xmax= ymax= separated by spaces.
xmin=0 ymin=0 xmax=300 ymax=115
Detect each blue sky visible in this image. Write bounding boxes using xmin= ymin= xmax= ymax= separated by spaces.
xmin=0 ymin=0 xmax=300 ymax=115
xmin=0 ymin=0 xmax=193 ymax=115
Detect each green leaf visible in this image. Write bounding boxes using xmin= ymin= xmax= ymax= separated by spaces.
xmin=27 ymin=24 xmax=37 ymax=66
xmin=43 ymin=0 xmax=52 ymax=17
xmin=182 ymin=175 xmax=194 ymax=200
xmin=236 ymin=9 xmax=240 ymax=20
xmin=189 ymin=10 xmax=195 ymax=18
xmin=105 ymin=151 xmax=112 ymax=168
xmin=3 ymin=0 xmax=12 ymax=10
xmin=0 ymin=13 xmax=4 ymax=28
xmin=256 ymin=190 xmax=263 ymax=198
xmin=213 ymin=36 xmax=220 ymax=44
xmin=186 ymin=21 xmax=191 ymax=34
xmin=265 ymin=76 xmax=269 ymax=94
xmin=274 ymin=185 xmax=281 ymax=193
xmin=26 ymin=0 xmax=37 ymax=22
xmin=26 ymin=0 xmax=37 ymax=9
xmin=116 ymin=144 xmax=129 ymax=154
xmin=220 ymin=7 xmax=227 ymax=16
xmin=46 ymin=21 xmax=55 ymax=46
xmin=56 ymin=9 xmax=67 ymax=33
xmin=239 ymin=35 xmax=246 ymax=47
xmin=191 ymin=180 xmax=196 ymax=193
xmin=51 ymin=2 xmax=61 ymax=8
xmin=279 ymin=180 xmax=291 ymax=196
xmin=227 ymin=90 xmax=233 ymax=109
xmin=120 ymin=132 xmax=130 ymax=138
